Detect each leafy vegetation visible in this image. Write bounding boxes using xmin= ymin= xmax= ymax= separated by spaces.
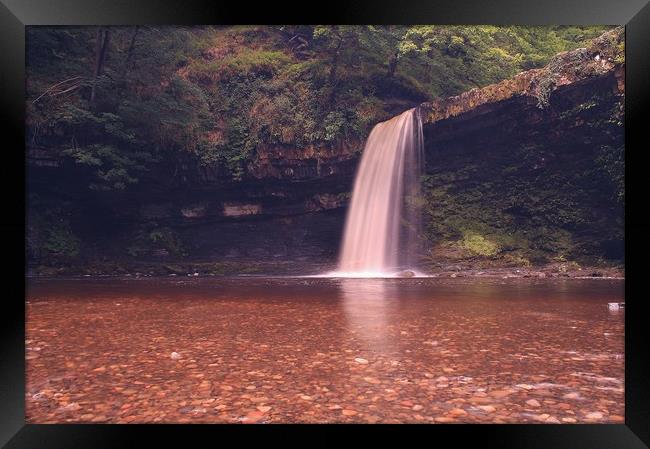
xmin=27 ymin=25 xmax=610 ymax=185
xmin=126 ymin=226 xmax=187 ymax=258
xmin=27 ymin=196 xmax=81 ymax=259
xmin=459 ymin=231 xmax=500 ymax=257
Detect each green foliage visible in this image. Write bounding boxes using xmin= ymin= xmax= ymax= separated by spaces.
xmin=149 ymin=227 xmax=185 ymax=255
xmin=27 ymin=25 xmax=613 ymax=183
xmin=560 ymin=93 xmax=624 ymax=204
xmin=27 ymin=26 xmax=213 ymax=189
xmin=614 ymin=41 xmax=625 ymax=64
xmin=63 ymin=144 xmax=148 ymax=190
xmin=534 ymin=48 xmax=591 ymax=109
xmin=43 ymin=224 xmax=81 ymax=257
xmin=398 ymin=25 xmax=608 ymax=97
xmin=126 ymin=226 xmax=186 ymax=258
xmin=596 ymin=144 xmax=625 ymax=204
xmin=27 ymin=197 xmax=81 ymax=258
xmin=459 ymin=231 xmax=500 ymax=257
xmin=192 ymin=49 xmax=292 ymax=81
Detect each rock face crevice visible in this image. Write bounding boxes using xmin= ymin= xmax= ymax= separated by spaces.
xmin=27 ymin=28 xmax=624 ymax=271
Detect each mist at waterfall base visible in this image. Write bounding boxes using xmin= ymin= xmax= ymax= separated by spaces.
xmin=327 ymin=108 xmax=426 ymax=278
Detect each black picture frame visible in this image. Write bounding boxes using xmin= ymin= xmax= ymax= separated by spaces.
xmin=1 ymin=0 xmax=648 ymax=447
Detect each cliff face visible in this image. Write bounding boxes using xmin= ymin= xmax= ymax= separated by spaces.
xmin=27 ymin=28 xmax=624 ymax=274
xmin=416 ymin=28 xmax=624 ymax=268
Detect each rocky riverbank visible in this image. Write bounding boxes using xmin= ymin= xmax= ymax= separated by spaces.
xmin=27 ymin=259 xmax=624 ymax=279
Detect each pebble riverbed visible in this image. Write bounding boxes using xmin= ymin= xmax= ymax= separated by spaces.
xmin=26 ymin=277 xmax=624 ymax=424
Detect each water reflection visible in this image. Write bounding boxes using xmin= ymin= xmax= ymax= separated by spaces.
xmin=339 ymin=279 xmax=398 ymax=354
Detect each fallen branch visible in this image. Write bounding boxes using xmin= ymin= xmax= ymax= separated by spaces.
xmin=31 ymin=76 xmax=85 ymax=104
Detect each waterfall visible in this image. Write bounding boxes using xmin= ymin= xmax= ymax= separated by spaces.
xmin=335 ymin=108 xmax=424 ymax=277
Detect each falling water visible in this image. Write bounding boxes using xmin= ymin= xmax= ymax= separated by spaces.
xmin=336 ymin=107 xmax=424 ymax=277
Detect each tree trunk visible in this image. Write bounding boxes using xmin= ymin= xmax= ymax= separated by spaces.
xmin=90 ymin=27 xmax=110 ymax=105
xmin=388 ymin=51 xmax=399 ymax=78
xmin=122 ymin=26 xmax=139 ymax=78
xmin=327 ymin=39 xmax=343 ymax=104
